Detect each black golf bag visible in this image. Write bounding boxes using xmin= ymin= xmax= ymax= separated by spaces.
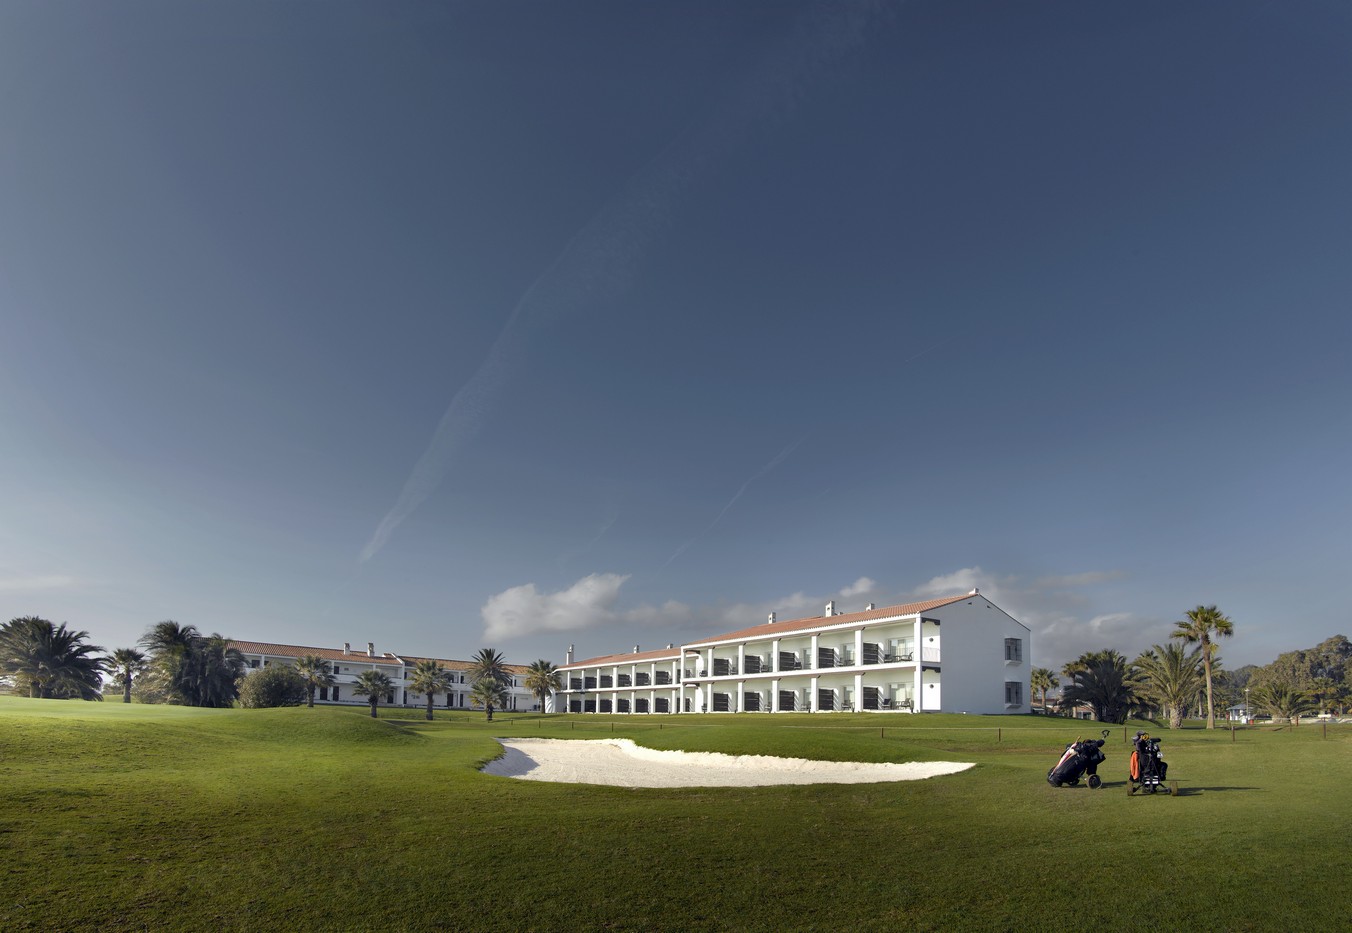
xmin=1128 ymin=732 xmax=1171 ymax=795
xmin=1047 ymin=733 xmax=1108 ymax=788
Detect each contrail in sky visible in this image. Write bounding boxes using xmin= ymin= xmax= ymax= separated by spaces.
xmin=661 ymin=434 xmax=808 ymax=570
xmin=360 ymin=1 xmax=882 ymax=563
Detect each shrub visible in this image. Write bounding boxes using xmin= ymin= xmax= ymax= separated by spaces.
xmin=237 ymin=664 xmax=307 ymax=708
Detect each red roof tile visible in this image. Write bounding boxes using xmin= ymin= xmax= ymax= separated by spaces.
xmin=563 ymin=647 xmax=683 ymax=670
xmin=683 ymin=594 xmax=974 ymax=648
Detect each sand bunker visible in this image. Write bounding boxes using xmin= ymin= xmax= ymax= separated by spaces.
xmin=481 ymin=738 xmax=974 ymax=788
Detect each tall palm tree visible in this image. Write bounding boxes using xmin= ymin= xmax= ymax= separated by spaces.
xmin=468 ymin=648 xmax=509 ymax=688
xmin=294 ymin=655 xmax=336 ymax=708
xmin=107 ymin=647 xmax=148 ymax=703
xmin=353 ymin=670 xmax=394 ymax=719
xmin=1058 ymin=650 xmax=1141 ymax=724
xmin=470 ymin=676 xmax=509 ymax=721
xmin=523 ymin=659 xmax=563 ymax=713
xmin=1132 ymin=643 xmax=1204 ymax=729
xmin=1030 ymin=668 xmax=1057 ymax=715
xmin=408 ymin=659 xmax=453 ymax=721
xmin=138 ymin=620 xmax=202 ymax=657
xmin=0 ymin=616 xmax=106 ymax=700
xmin=1173 ymin=605 xmax=1234 ymax=729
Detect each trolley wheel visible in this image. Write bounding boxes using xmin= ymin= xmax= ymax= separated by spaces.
xmin=1088 ymin=774 xmax=1102 ymax=789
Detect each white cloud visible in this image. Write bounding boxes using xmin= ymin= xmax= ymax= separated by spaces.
xmin=481 ymin=573 xmax=631 ymax=641
xmin=838 ymin=577 xmax=876 ymax=598
xmin=913 ymin=567 xmax=1002 ymax=601
xmin=0 ymin=574 xmax=76 ymax=593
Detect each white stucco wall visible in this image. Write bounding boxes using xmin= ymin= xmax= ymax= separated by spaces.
xmin=929 ymin=596 xmax=1030 ymax=714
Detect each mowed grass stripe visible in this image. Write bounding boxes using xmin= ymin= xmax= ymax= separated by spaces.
xmin=2 ymin=697 xmax=1349 ymax=932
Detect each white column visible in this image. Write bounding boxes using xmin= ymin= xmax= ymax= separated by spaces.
xmin=705 ymin=648 xmax=713 ymax=677
xmin=772 ymin=677 xmax=780 ymax=712
xmin=737 ymin=680 xmax=745 ymax=713
xmin=704 ymin=682 xmax=712 ymax=713
xmin=810 ymin=633 xmax=819 ymax=670
xmin=737 ymin=643 xmax=745 ymax=676
xmin=914 ymin=618 xmax=924 ymax=711
xmin=855 ymin=629 xmax=864 ymax=667
xmin=809 ymin=674 xmax=819 ymax=712
xmin=854 ymin=672 xmax=864 ymax=711
xmin=772 ymin=638 xmax=780 ymax=672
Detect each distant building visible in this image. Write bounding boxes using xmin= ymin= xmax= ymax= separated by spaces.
xmin=555 ymin=591 xmax=1030 ymax=715
xmin=228 ymin=640 xmax=536 ymax=712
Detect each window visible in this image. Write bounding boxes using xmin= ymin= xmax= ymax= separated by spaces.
xmin=332 ymin=686 xmax=340 ymax=701
xmin=1004 ymin=638 xmax=1023 ymax=662
xmin=1005 ymin=681 xmax=1023 ymax=706
xmin=250 ymin=659 xmax=260 ymax=669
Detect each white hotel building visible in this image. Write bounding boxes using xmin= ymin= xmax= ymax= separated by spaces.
xmin=554 ymin=591 xmax=1030 ymax=715
xmin=228 ymin=640 xmax=536 ymax=712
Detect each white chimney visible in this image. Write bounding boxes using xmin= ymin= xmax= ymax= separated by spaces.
xmin=666 ymin=643 xmax=673 ymax=649
xmin=367 ymin=642 xmax=375 ymax=657
xmin=566 ymin=644 xmax=575 ymax=665
xmin=633 ymin=644 xmax=640 ymax=654
xmin=866 ymin=603 xmax=875 ymax=611
xmin=969 ymin=587 xmax=980 ymax=595
xmin=768 ymin=611 xmax=777 ymax=624
xmin=343 ymin=642 xmax=351 ymax=656
xmin=824 ymin=600 xmax=835 ymax=617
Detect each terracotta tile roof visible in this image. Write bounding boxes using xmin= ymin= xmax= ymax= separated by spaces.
xmin=683 ymin=594 xmax=975 ymax=648
xmin=229 ymin=641 xmax=404 ymax=666
xmin=563 ymin=647 xmax=683 ymax=670
xmin=228 ymin=642 xmax=530 ymax=674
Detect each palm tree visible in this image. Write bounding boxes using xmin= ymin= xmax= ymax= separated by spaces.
xmin=177 ymin=634 xmax=245 ymax=708
xmin=1133 ymin=643 xmax=1204 ymax=729
xmin=468 ymin=648 xmax=509 ymax=688
xmin=107 ymin=647 xmax=148 ymax=703
xmin=408 ymin=659 xmax=454 ymax=721
xmin=294 ymin=655 xmax=336 ymax=708
xmin=353 ymin=670 xmax=394 ymax=718
xmin=470 ymin=676 xmax=509 ymax=721
xmin=138 ymin=620 xmax=202 ymax=657
xmin=1173 ymin=605 xmax=1235 ymax=729
xmin=1250 ymin=678 xmax=1315 ymax=721
xmin=1030 ymin=668 xmax=1057 ymax=715
xmin=1058 ymin=650 xmax=1141 ymax=724
xmin=0 ymin=616 xmax=106 ymax=700
xmin=523 ymin=659 xmax=563 ymax=713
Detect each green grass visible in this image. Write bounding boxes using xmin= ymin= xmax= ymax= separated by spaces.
xmin=2 ymin=697 xmax=1348 ymax=932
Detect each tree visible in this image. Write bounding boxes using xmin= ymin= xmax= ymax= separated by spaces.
xmin=1132 ymin=643 xmax=1204 ymax=729
xmin=468 ymin=648 xmax=509 ymax=688
xmin=238 ymin=664 xmax=307 ymax=708
xmin=1172 ymin=605 xmax=1234 ymax=729
xmin=106 ymin=648 xmax=148 ymax=703
xmin=294 ymin=655 xmax=336 ymax=708
xmin=470 ymin=676 xmax=509 ymax=721
xmin=524 ymin=659 xmax=563 ymax=713
xmin=1058 ymin=650 xmax=1141 ymax=724
xmin=353 ymin=670 xmax=394 ymax=719
xmin=1250 ymin=678 xmax=1315 ymax=721
xmin=1030 ymin=668 xmax=1058 ymax=714
xmin=408 ymin=659 xmax=453 ymax=721
xmin=137 ymin=622 xmax=243 ymax=707
xmin=0 ymin=616 xmax=106 ymax=700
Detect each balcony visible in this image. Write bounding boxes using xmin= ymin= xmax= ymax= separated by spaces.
xmin=655 ymin=672 xmax=671 ymax=685
xmin=618 ymin=675 xmax=632 ymax=687
xmin=635 ymin=673 xmax=651 ymax=686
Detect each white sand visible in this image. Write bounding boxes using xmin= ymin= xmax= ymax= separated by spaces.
xmin=481 ymin=737 xmax=974 ymax=788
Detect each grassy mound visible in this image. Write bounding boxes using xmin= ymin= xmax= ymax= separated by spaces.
xmin=2 ymin=698 xmax=1348 ymax=931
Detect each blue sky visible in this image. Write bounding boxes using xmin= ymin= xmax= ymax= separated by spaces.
xmin=3 ymin=0 xmax=1350 ymax=673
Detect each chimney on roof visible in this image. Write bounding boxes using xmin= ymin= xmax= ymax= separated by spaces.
xmin=969 ymin=588 xmax=979 ymax=596
xmin=768 ymin=611 xmax=776 ymax=624
xmin=824 ymin=600 xmax=835 ymax=617
xmin=666 ymin=643 xmax=673 ymax=649
xmin=566 ymin=644 xmax=575 ymax=665
xmin=343 ymin=642 xmax=351 ymax=656
xmin=866 ymin=603 xmax=875 ymax=611
xmin=633 ymin=644 xmax=640 ymax=654
xmin=367 ymin=642 xmax=375 ymax=657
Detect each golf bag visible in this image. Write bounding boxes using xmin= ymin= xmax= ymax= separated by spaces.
xmin=1128 ymin=732 xmax=1170 ymax=795
xmin=1047 ymin=732 xmax=1108 ymax=788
